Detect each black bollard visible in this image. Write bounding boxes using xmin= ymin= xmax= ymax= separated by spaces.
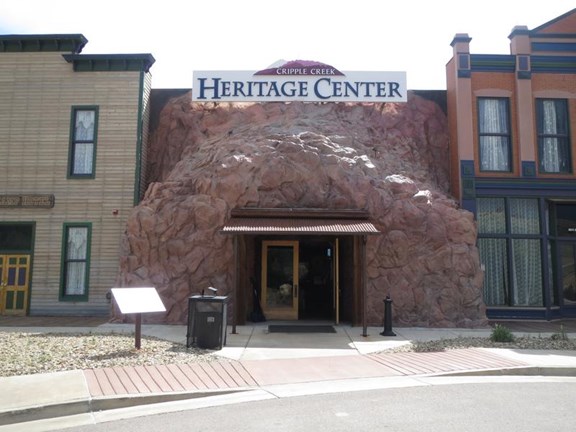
xmin=380 ymin=295 xmax=396 ymax=336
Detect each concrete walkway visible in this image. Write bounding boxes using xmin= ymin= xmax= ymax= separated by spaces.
xmin=2 ymin=321 xmax=576 ymax=430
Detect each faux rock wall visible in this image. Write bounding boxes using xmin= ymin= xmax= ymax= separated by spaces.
xmin=116 ymin=93 xmax=486 ymax=327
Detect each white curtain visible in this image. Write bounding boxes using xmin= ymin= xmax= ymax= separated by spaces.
xmin=73 ymin=111 xmax=95 ymax=174
xmin=510 ymin=198 xmax=540 ymax=235
xmin=512 ymin=239 xmax=543 ymax=306
xmin=75 ymin=111 xmax=94 ymax=140
xmin=477 ymin=198 xmax=506 ymax=234
xmin=479 ymin=99 xmax=509 ymax=171
xmin=73 ymin=143 xmax=94 ymax=174
xmin=510 ymin=199 xmax=542 ymax=305
xmin=540 ymin=100 xmax=569 ymax=173
xmin=65 ymin=227 xmax=87 ymax=295
xmin=479 ymin=238 xmax=508 ymax=305
xmin=478 ymin=198 xmax=543 ymax=306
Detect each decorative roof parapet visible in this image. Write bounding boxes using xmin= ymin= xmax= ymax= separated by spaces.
xmin=450 ymin=33 xmax=472 ymax=47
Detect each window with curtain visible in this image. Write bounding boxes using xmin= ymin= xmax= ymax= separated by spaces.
xmin=61 ymin=224 xmax=91 ymax=299
xmin=478 ymin=238 xmax=508 ymax=305
xmin=477 ymin=198 xmax=543 ymax=307
xmin=477 ymin=197 xmax=506 ymax=234
xmin=537 ymin=99 xmax=571 ymax=174
xmin=478 ymin=98 xmax=511 ymax=172
xmin=511 ymin=239 xmax=543 ymax=306
xmin=69 ymin=107 xmax=98 ymax=177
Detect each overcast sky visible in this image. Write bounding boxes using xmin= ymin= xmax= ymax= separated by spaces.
xmin=1 ymin=1 xmax=574 ymax=89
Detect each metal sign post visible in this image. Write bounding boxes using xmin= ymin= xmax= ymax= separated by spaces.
xmin=111 ymin=287 xmax=166 ymax=349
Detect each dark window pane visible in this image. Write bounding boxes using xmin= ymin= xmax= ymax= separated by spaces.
xmin=0 ymin=225 xmax=33 ymax=251
xmin=7 ymin=267 xmax=16 ymax=285
xmin=18 ymin=268 xmax=26 ymax=286
xmin=16 ymin=291 xmax=25 ymax=309
xmin=5 ymin=291 xmax=14 ymax=310
xmin=555 ymin=204 xmax=576 ymax=237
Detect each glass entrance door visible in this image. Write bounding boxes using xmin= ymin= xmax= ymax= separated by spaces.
xmin=559 ymin=242 xmax=576 ymax=312
xmin=261 ymin=240 xmax=299 ymax=320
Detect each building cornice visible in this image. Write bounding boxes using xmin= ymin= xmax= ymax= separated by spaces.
xmin=0 ymin=34 xmax=87 ymax=53
xmin=62 ymin=53 xmax=155 ymax=73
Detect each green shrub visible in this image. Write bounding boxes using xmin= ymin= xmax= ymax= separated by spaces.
xmin=490 ymin=324 xmax=515 ymax=342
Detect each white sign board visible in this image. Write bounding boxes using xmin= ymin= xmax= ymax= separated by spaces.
xmin=192 ymin=60 xmax=407 ymax=103
xmin=111 ymin=287 xmax=166 ymax=314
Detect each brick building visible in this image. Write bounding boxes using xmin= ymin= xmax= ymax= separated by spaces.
xmin=448 ymin=8 xmax=576 ymax=319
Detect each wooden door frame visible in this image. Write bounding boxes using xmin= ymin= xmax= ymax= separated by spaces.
xmin=231 ymin=234 xmax=366 ymax=326
xmin=261 ymin=240 xmax=300 ymax=320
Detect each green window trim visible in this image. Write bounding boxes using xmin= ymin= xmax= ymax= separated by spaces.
xmin=59 ymin=222 xmax=92 ymax=302
xmin=67 ymin=106 xmax=99 ymax=179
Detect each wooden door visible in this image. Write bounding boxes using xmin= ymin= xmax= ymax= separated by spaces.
xmin=0 ymin=255 xmax=31 ymax=315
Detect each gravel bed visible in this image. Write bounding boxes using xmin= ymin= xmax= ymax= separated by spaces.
xmin=383 ymin=335 xmax=576 ymax=353
xmin=0 ymin=332 xmax=218 ymax=377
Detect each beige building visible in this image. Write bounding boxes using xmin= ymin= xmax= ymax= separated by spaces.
xmin=0 ymin=34 xmax=154 ymax=316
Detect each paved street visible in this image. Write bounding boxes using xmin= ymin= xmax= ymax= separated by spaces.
xmin=55 ymin=380 xmax=576 ymax=432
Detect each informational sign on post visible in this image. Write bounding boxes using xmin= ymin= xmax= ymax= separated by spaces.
xmin=111 ymin=287 xmax=166 ymax=349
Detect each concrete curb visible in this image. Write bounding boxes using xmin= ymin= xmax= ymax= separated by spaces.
xmin=443 ymin=366 xmax=576 ymax=377
xmin=0 ymin=389 xmax=247 ymax=427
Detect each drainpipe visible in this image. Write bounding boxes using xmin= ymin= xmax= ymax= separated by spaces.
xmin=362 ymin=235 xmax=368 ymax=337
xmin=232 ymin=235 xmax=238 ymax=334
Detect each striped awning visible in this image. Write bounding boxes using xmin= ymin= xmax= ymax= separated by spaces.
xmin=221 ymin=217 xmax=379 ymax=235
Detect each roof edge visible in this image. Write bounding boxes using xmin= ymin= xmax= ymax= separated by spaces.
xmin=62 ymin=53 xmax=156 ymax=73
xmin=0 ymin=34 xmax=87 ymax=53
xmin=531 ymin=8 xmax=576 ymax=34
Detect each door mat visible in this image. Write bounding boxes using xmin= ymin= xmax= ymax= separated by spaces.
xmin=268 ymin=325 xmax=336 ymax=333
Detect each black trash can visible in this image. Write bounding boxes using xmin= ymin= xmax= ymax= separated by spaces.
xmin=186 ymin=295 xmax=229 ymax=349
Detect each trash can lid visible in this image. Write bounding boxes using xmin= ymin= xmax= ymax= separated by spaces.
xmin=189 ymin=295 xmax=229 ymax=302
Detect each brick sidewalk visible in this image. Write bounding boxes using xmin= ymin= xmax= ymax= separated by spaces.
xmin=84 ymin=348 xmax=529 ymax=397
